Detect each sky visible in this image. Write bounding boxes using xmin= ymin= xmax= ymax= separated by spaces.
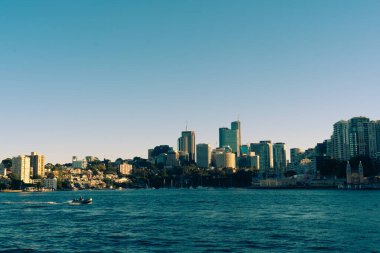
xmin=1 ymin=0 xmax=380 ymax=163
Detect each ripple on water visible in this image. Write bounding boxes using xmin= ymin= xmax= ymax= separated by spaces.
xmin=1 ymin=189 xmax=380 ymax=252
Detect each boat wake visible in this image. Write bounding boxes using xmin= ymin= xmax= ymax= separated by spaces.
xmin=0 ymin=201 xmax=64 ymax=205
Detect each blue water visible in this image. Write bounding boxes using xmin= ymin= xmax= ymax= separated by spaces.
xmin=0 ymin=189 xmax=379 ymax=252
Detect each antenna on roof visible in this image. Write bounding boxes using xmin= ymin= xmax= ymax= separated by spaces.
xmin=186 ymin=121 xmax=188 ymax=131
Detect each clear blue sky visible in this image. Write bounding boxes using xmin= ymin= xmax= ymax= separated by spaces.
xmin=1 ymin=0 xmax=380 ymax=163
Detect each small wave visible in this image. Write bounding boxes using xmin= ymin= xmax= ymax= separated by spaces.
xmin=0 ymin=201 xmax=61 ymax=205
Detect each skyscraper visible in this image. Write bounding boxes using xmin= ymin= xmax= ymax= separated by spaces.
xmin=219 ymin=120 xmax=241 ymax=157
xmin=348 ymin=117 xmax=370 ymax=157
xmin=178 ymin=131 xmax=195 ymax=162
xmin=251 ymin=141 xmax=273 ymax=176
xmin=368 ymin=120 xmax=380 ymax=158
xmin=196 ymin=143 xmax=212 ymax=168
xmin=273 ymin=143 xmax=287 ymax=176
xmin=11 ymin=155 xmax=31 ymax=183
xmin=332 ymin=120 xmax=350 ymax=160
xmin=29 ymin=152 xmax=45 ymax=178
xmin=290 ymin=148 xmax=302 ymax=164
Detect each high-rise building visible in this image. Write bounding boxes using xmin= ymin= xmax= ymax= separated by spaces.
xmin=237 ymin=152 xmax=260 ymax=170
xmin=368 ymin=120 xmax=380 ymax=158
xmin=240 ymin=144 xmax=250 ymax=156
xmin=29 ymin=152 xmax=45 ymax=178
xmin=290 ymin=148 xmax=303 ymax=164
xmin=273 ymin=143 xmax=287 ymax=176
xmin=166 ymin=149 xmax=179 ymax=167
xmin=11 ymin=155 xmax=31 ymax=183
xmin=219 ymin=121 xmax=241 ymax=157
xmin=196 ymin=143 xmax=211 ymax=168
xmin=332 ymin=120 xmax=350 ymax=160
xmin=178 ymin=131 xmax=195 ymax=162
xmin=348 ymin=117 xmax=370 ymax=157
xmin=213 ymin=147 xmax=236 ymax=169
xmin=251 ymin=141 xmax=273 ymax=176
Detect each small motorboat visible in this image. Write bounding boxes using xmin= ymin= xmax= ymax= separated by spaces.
xmin=71 ymin=197 xmax=93 ymax=205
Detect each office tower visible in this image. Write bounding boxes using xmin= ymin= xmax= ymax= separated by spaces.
xmin=196 ymin=143 xmax=212 ymax=168
xmin=332 ymin=120 xmax=350 ymax=160
xmin=240 ymin=144 xmax=250 ymax=156
xmin=178 ymin=131 xmax=195 ymax=162
xmin=213 ymin=147 xmax=236 ymax=169
xmin=219 ymin=121 xmax=241 ymax=157
xmin=11 ymin=155 xmax=31 ymax=183
xmin=348 ymin=117 xmax=370 ymax=157
xmin=231 ymin=120 xmax=241 ymax=153
xmin=251 ymin=141 xmax=273 ymax=176
xmin=368 ymin=120 xmax=380 ymax=158
xmin=237 ymin=152 xmax=260 ymax=170
xmin=273 ymin=143 xmax=287 ymax=176
xmin=29 ymin=152 xmax=45 ymax=178
xmin=290 ymin=148 xmax=303 ymax=164
xmin=166 ymin=149 xmax=179 ymax=167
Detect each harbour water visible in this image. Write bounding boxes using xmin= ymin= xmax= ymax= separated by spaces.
xmin=0 ymin=189 xmax=379 ymax=252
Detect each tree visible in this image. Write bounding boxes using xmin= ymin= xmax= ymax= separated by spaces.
xmin=1 ymin=158 xmax=12 ymax=169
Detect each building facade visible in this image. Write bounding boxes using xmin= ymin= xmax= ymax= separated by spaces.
xmin=178 ymin=131 xmax=196 ymax=162
xmin=11 ymin=155 xmax=31 ymax=183
xmin=29 ymin=152 xmax=45 ymax=178
xmin=219 ymin=121 xmax=241 ymax=157
xmin=273 ymin=143 xmax=287 ymax=177
xmin=196 ymin=143 xmax=211 ymax=168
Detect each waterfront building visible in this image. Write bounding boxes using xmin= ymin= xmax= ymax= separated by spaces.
xmin=332 ymin=117 xmax=380 ymax=160
xmin=29 ymin=152 xmax=45 ymax=178
xmin=178 ymin=131 xmax=195 ymax=162
xmin=273 ymin=143 xmax=287 ymax=177
xmin=11 ymin=155 xmax=31 ymax=183
xmin=219 ymin=121 xmax=241 ymax=157
xmin=346 ymin=161 xmax=365 ymax=186
xmin=43 ymin=178 xmax=57 ymax=190
xmin=196 ymin=143 xmax=211 ymax=168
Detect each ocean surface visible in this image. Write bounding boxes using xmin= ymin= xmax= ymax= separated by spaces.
xmin=0 ymin=189 xmax=379 ymax=252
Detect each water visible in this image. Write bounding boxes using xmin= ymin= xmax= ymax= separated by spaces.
xmin=0 ymin=189 xmax=379 ymax=252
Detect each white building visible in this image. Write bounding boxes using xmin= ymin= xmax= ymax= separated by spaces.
xmin=11 ymin=155 xmax=31 ymax=183
xmin=44 ymin=178 xmax=57 ymax=190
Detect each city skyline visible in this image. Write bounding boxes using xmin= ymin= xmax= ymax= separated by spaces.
xmin=1 ymin=1 xmax=380 ymax=163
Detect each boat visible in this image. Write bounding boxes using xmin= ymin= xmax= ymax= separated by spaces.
xmin=71 ymin=197 xmax=93 ymax=205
